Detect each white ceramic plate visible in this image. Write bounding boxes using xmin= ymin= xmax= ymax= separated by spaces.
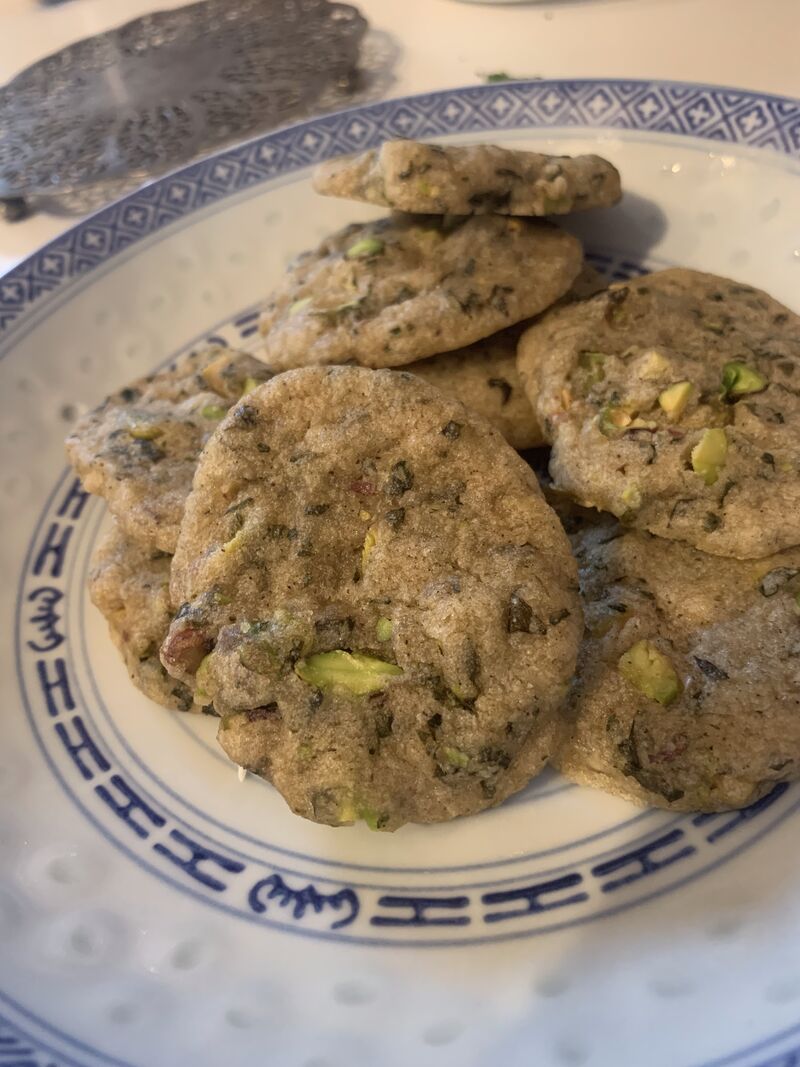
xmin=2 ymin=79 xmax=800 ymax=1067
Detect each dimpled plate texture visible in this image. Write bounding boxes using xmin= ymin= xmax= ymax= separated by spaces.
xmin=2 ymin=81 xmax=800 ymax=1067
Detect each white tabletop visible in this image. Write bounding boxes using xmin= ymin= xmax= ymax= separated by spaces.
xmin=1 ymin=0 xmax=798 ymax=274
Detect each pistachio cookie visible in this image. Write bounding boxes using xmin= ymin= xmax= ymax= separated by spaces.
xmin=410 ymin=268 xmax=606 ymax=450
xmin=257 ymin=214 xmax=582 ymax=370
xmin=554 ymin=515 xmax=800 ymax=811
xmin=67 ymin=346 xmax=275 ymax=552
xmin=409 ymin=326 xmax=541 ymax=449
xmin=162 ymin=367 xmax=581 ymax=830
xmin=89 ymin=522 xmax=196 ymax=712
xmin=312 ymin=140 xmax=621 ymax=217
xmin=517 ymin=269 xmax=800 ymax=558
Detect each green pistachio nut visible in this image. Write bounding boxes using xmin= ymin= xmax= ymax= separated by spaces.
xmin=618 ymin=640 xmax=681 ymax=705
xmin=295 ymin=651 xmax=403 ymax=696
xmin=128 ymin=421 xmax=163 ymax=440
xmin=200 ymin=403 xmax=227 ymax=421
xmin=443 ymin=747 xmax=470 ymax=769
xmin=345 ymin=237 xmax=385 ymax=260
xmin=691 ymin=428 xmax=728 ymax=485
xmin=361 ymin=526 xmax=378 ymax=571
xmin=576 ymin=350 xmax=606 ymax=387
xmin=358 ymin=804 xmax=389 ymax=831
xmin=193 ymin=653 xmax=214 ymax=702
xmin=721 ymin=361 xmax=768 ymax=399
xmin=599 ymin=405 xmax=633 ymax=437
xmin=376 ymin=617 xmax=393 ymax=642
xmin=658 ymin=381 xmax=693 ymax=420
xmin=241 ymin=377 xmax=262 ymax=397
xmin=288 ymin=297 xmax=312 ymax=316
xmin=621 ymin=484 xmax=642 ymax=510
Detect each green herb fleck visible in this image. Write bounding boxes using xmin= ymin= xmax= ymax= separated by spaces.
xmin=488 ymin=377 xmax=512 ymax=406
xmin=759 ymin=567 xmax=799 ymax=597
xmin=507 ymin=592 xmax=546 ymax=635
xmin=386 ymin=460 xmax=414 ymax=496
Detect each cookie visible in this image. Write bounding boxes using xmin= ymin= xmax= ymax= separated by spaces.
xmin=409 ymin=326 xmax=540 ymax=449
xmin=409 ymin=268 xmax=606 ymax=450
xmin=517 ymin=269 xmax=800 ymax=558
xmin=162 ymin=366 xmax=581 ymax=830
xmin=67 ymin=346 xmax=275 ymax=552
xmin=257 ymin=214 xmax=583 ymax=370
xmin=553 ymin=515 xmax=800 ymax=811
xmin=312 ymin=140 xmax=621 ymax=217
xmin=89 ymin=522 xmax=196 ymax=712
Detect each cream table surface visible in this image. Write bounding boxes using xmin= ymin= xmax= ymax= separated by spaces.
xmin=0 ymin=0 xmax=798 ymax=274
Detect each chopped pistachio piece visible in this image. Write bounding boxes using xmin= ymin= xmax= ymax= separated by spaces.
xmin=599 ymin=405 xmax=632 ymax=437
xmin=127 ymin=422 xmax=163 ymax=440
xmin=417 ymin=180 xmax=433 ymax=197
xmin=691 ymin=428 xmax=728 ymax=486
xmin=310 ymin=297 xmax=364 ymax=320
xmin=376 ymin=617 xmax=393 ymax=642
xmin=295 ymin=651 xmax=403 ymax=695
xmin=358 ymin=805 xmax=389 ymax=832
xmin=621 ymin=484 xmax=642 ymax=510
xmin=288 ymin=297 xmax=312 ymax=316
xmin=361 ymin=526 xmax=378 ymax=571
xmin=345 ymin=236 xmax=385 ymax=260
xmin=200 ymin=403 xmax=227 ymax=420
xmin=194 ymin=653 xmax=213 ymax=702
xmin=444 ymin=747 xmax=470 ymax=769
xmin=222 ymin=527 xmax=247 ymax=554
xmin=241 ymin=377 xmax=261 ymax=396
xmin=337 ymin=795 xmax=358 ymax=824
xmin=638 ymin=348 xmax=671 ymax=378
xmin=721 ymin=361 xmax=768 ymax=399
xmin=618 ymin=640 xmax=681 ymax=706
xmin=658 ymin=381 xmax=693 ymax=420
xmin=576 ymin=350 xmax=606 ymax=384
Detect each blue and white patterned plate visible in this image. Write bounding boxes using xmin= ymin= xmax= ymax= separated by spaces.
xmin=2 ymin=80 xmax=800 ymax=1067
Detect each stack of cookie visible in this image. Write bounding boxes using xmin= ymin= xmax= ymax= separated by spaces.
xmin=65 ymin=138 xmax=800 ymax=829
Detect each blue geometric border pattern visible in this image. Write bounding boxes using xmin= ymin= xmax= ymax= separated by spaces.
xmin=1 ymin=79 xmax=799 ymax=333
xmin=0 ymin=1010 xmax=67 ymax=1067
